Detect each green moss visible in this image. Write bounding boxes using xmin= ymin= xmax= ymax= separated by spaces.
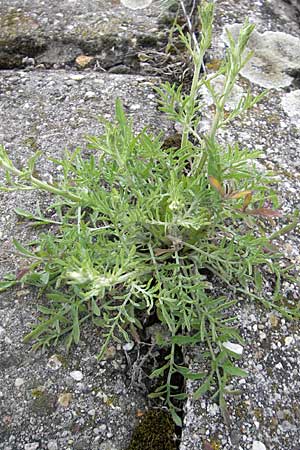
xmin=126 ymin=409 xmax=177 ymax=450
xmin=23 ymin=136 xmax=38 ymax=151
xmin=137 ymin=34 xmax=158 ymax=47
xmin=30 ymin=389 xmax=57 ymax=416
xmin=253 ymin=407 xmax=264 ymax=422
xmin=0 ymin=10 xmax=35 ymax=38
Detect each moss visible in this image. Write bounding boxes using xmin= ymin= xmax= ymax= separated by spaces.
xmin=253 ymin=407 xmax=264 ymax=423
xmin=0 ymin=10 xmax=37 ymax=39
xmin=23 ymin=136 xmax=38 ymax=151
xmin=137 ymin=34 xmax=158 ymax=48
xmin=30 ymin=389 xmax=57 ymax=416
xmin=126 ymin=409 xmax=176 ymax=450
xmin=210 ymin=440 xmax=221 ymax=450
xmin=162 ymin=133 xmax=182 ymax=150
xmin=206 ymin=59 xmax=222 ymax=71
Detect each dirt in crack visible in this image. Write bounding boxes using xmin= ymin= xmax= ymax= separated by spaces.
xmin=124 ymin=309 xmax=185 ymax=450
xmin=286 ymin=68 xmax=300 ymax=90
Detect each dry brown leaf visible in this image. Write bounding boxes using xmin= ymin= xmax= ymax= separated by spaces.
xmin=208 ymin=176 xmax=224 ymax=197
xmin=246 ymin=208 xmax=282 ymax=218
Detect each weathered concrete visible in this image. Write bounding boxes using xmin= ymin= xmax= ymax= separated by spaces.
xmin=180 ymin=1 xmax=300 ymax=449
xmin=0 ymin=69 xmax=172 ymax=449
xmin=0 ymin=0 xmax=175 ymax=72
xmin=1 ymin=0 xmax=300 ymax=449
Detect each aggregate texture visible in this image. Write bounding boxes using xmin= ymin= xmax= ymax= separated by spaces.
xmin=0 ymin=71 xmax=171 ymax=450
xmin=180 ymin=1 xmax=300 ymax=449
xmin=0 ymin=0 xmax=300 ymax=449
xmin=0 ymin=0 xmax=178 ymax=75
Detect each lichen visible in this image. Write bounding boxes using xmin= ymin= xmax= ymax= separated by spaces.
xmin=126 ymin=409 xmax=177 ymax=450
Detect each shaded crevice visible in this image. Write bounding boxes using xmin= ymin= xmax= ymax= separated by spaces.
xmin=123 ymin=302 xmax=188 ymax=448
xmin=0 ymin=35 xmax=140 ymax=71
xmin=285 ymin=68 xmax=300 ymax=90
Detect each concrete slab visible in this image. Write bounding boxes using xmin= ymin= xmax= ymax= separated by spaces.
xmin=180 ymin=1 xmax=300 ymax=449
xmin=0 ymin=70 xmax=171 ymax=450
xmin=0 ymin=0 xmax=174 ymax=72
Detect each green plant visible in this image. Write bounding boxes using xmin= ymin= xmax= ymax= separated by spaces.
xmin=0 ymin=1 xmax=299 ymax=426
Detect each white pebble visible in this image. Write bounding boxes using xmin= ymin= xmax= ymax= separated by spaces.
xmin=252 ymin=441 xmax=266 ymax=450
xmin=69 ymin=74 xmax=85 ymax=81
xmin=47 ymin=355 xmax=62 ymax=371
xmin=208 ymin=403 xmax=219 ymax=416
xmin=129 ymin=103 xmax=141 ymax=110
xmin=70 ymin=370 xmax=83 ymax=381
xmin=15 ymin=378 xmax=25 ymax=387
xmin=85 ymin=91 xmax=96 ymax=100
xmin=24 ymin=444 xmax=39 ymax=450
xmin=222 ymin=341 xmax=244 ymax=355
xmin=123 ymin=342 xmax=135 ymax=352
xmin=47 ymin=441 xmax=58 ymax=450
xmin=285 ymin=336 xmax=294 ymax=346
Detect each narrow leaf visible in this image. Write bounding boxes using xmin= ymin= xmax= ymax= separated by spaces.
xmin=208 ymin=176 xmax=224 ymax=197
xmin=223 ymin=364 xmax=248 ymax=377
xmin=193 ymin=376 xmax=212 ymax=399
xmin=91 ymin=299 xmax=101 ymax=316
xmin=246 ymin=208 xmax=282 ymax=218
xmin=13 ymin=239 xmax=39 ymax=258
xmin=0 ymin=280 xmax=17 ymax=292
xmin=149 ymin=363 xmax=169 ymax=379
xmin=242 ymin=192 xmax=253 ymax=211
xmin=227 ymin=190 xmax=252 ymax=200
xmin=170 ymin=408 xmax=182 ymax=427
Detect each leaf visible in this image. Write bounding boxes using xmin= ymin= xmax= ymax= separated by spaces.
xmin=13 ymin=239 xmax=39 ymax=259
xmin=171 ymin=393 xmax=188 ymax=400
xmin=171 ymin=335 xmax=198 ymax=345
xmin=208 ymin=176 xmax=224 ymax=197
xmin=246 ymin=208 xmax=282 ymax=218
xmin=14 ymin=207 xmax=61 ymax=225
xmin=71 ymin=306 xmax=80 ymax=344
xmin=193 ymin=376 xmax=212 ymax=400
xmin=154 ymin=247 xmax=174 ymax=256
xmin=254 ymin=269 xmax=263 ymax=292
xmin=170 ymin=408 xmax=182 ymax=427
xmin=227 ymin=190 xmax=252 ymax=199
xmin=148 ymin=390 xmax=166 ymax=399
xmin=149 ymin=363 xmax=169 ymax=379
xmin=0 ymin=280 xmax=17 ymax=292
xmin=242 ymin=192 xmax=253 ymax=211
xmin=14 ymin=208 xmax=35 ymax=219
xmin=175 ymin=366 xmax=206 ymax=380
xmin=24 ymin=271 xmax=49 ymax=287
xmin=91 ymin=299 xmax=101 ymax=316
xmin=115 ymin=98 xmax=127 ymax=126
xmin=223 ymin=364 xmax=248 ymax=377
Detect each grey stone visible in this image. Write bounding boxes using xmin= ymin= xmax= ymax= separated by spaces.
xmin=69 ymin=370 xmax=83 ymax=381
xmin=222 ymin=25 xmax=300 ymax=88
xmin=47 ymin=441 xmax=58 ymax=450
xmin=281 ymin=90 xmax=300 ymax=129
xmin=15 ymin=377 xmax=25 ymax=387
xmin=0 ymin=0 xmax=173 ymax=72
xmin=24 ymin=444 xmax=39 ymax=450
